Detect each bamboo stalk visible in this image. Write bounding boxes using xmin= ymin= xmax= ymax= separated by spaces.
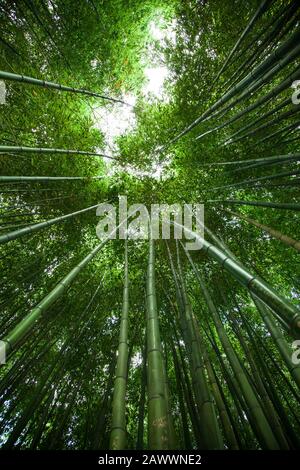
xmin=0 ymin=223 xmax=124 ymax=355
xmin=173 ymin=222 xmax=300 ymax=337
xmin=196 ymin=66 xmax=300 ymax=142
xmin=211 ymin=169 xmax=300 ymax=191
xmin=224 ymin=208 xmax=300 ymax=253
xmin=0 ymin=145 xmax=114 ymax=159
xmin=207 ymin=200 xmax=300 ymax=211
xmin=222 ymin=98 xmax=292 ymax=145
xmin=174 ymin=241 xmax=224 ymax=449
xmin=110 ymin=241 xmax=129 ymax=449
xmin=182 ymin=244 xmax=280 ymax=449
xmin=201 ymin=153 xmax=300 ymax=167
xmin=0 ymin=175 xmax=104 ymax=182
xmin=0 ymin=203 xmax=100 ymax=244
xmin=252 ymin=296 xmax=300 ymax=390
xmin=163 ymin=29 xmax=300 ymax=147
xmin=213 ymin=0 xmax=271 ymax=82
xmin=0 ymin=70 xmax=131 ymax=105
xmin=146 ymin=239 xmax=170 ymax=450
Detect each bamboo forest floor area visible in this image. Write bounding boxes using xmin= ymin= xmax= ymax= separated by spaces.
xmin=0 ymin=0 xmax=300 ymax=453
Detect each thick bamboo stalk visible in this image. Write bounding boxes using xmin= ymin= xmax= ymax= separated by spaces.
xmin=0 ymin=223 xmax=123 ymax=355
xmin=173 ymin=222 xmax=300 ymax=337
xmin=110 ymin=241 xmax=129 ymax=449
xmin=0 ymin=175 xmax=104 ymax=182
xmin=146 ymin=239 xmax=170 ymax=450
xmin=225 ymin=209 xmax=300 ymax=253
xmin=0 ymin=145 xmax=114 ymax=159
xmin=0 ymin=70 xmax=130 ymax=105
xmin=207 ymin=200 xmax=300 ymax=211
xmin=0 ymin=203 xmax=100 ymax=244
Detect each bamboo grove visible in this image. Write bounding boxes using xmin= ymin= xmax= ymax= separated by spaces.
xmin=0 ymin=0 xmax=300 ymax=451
